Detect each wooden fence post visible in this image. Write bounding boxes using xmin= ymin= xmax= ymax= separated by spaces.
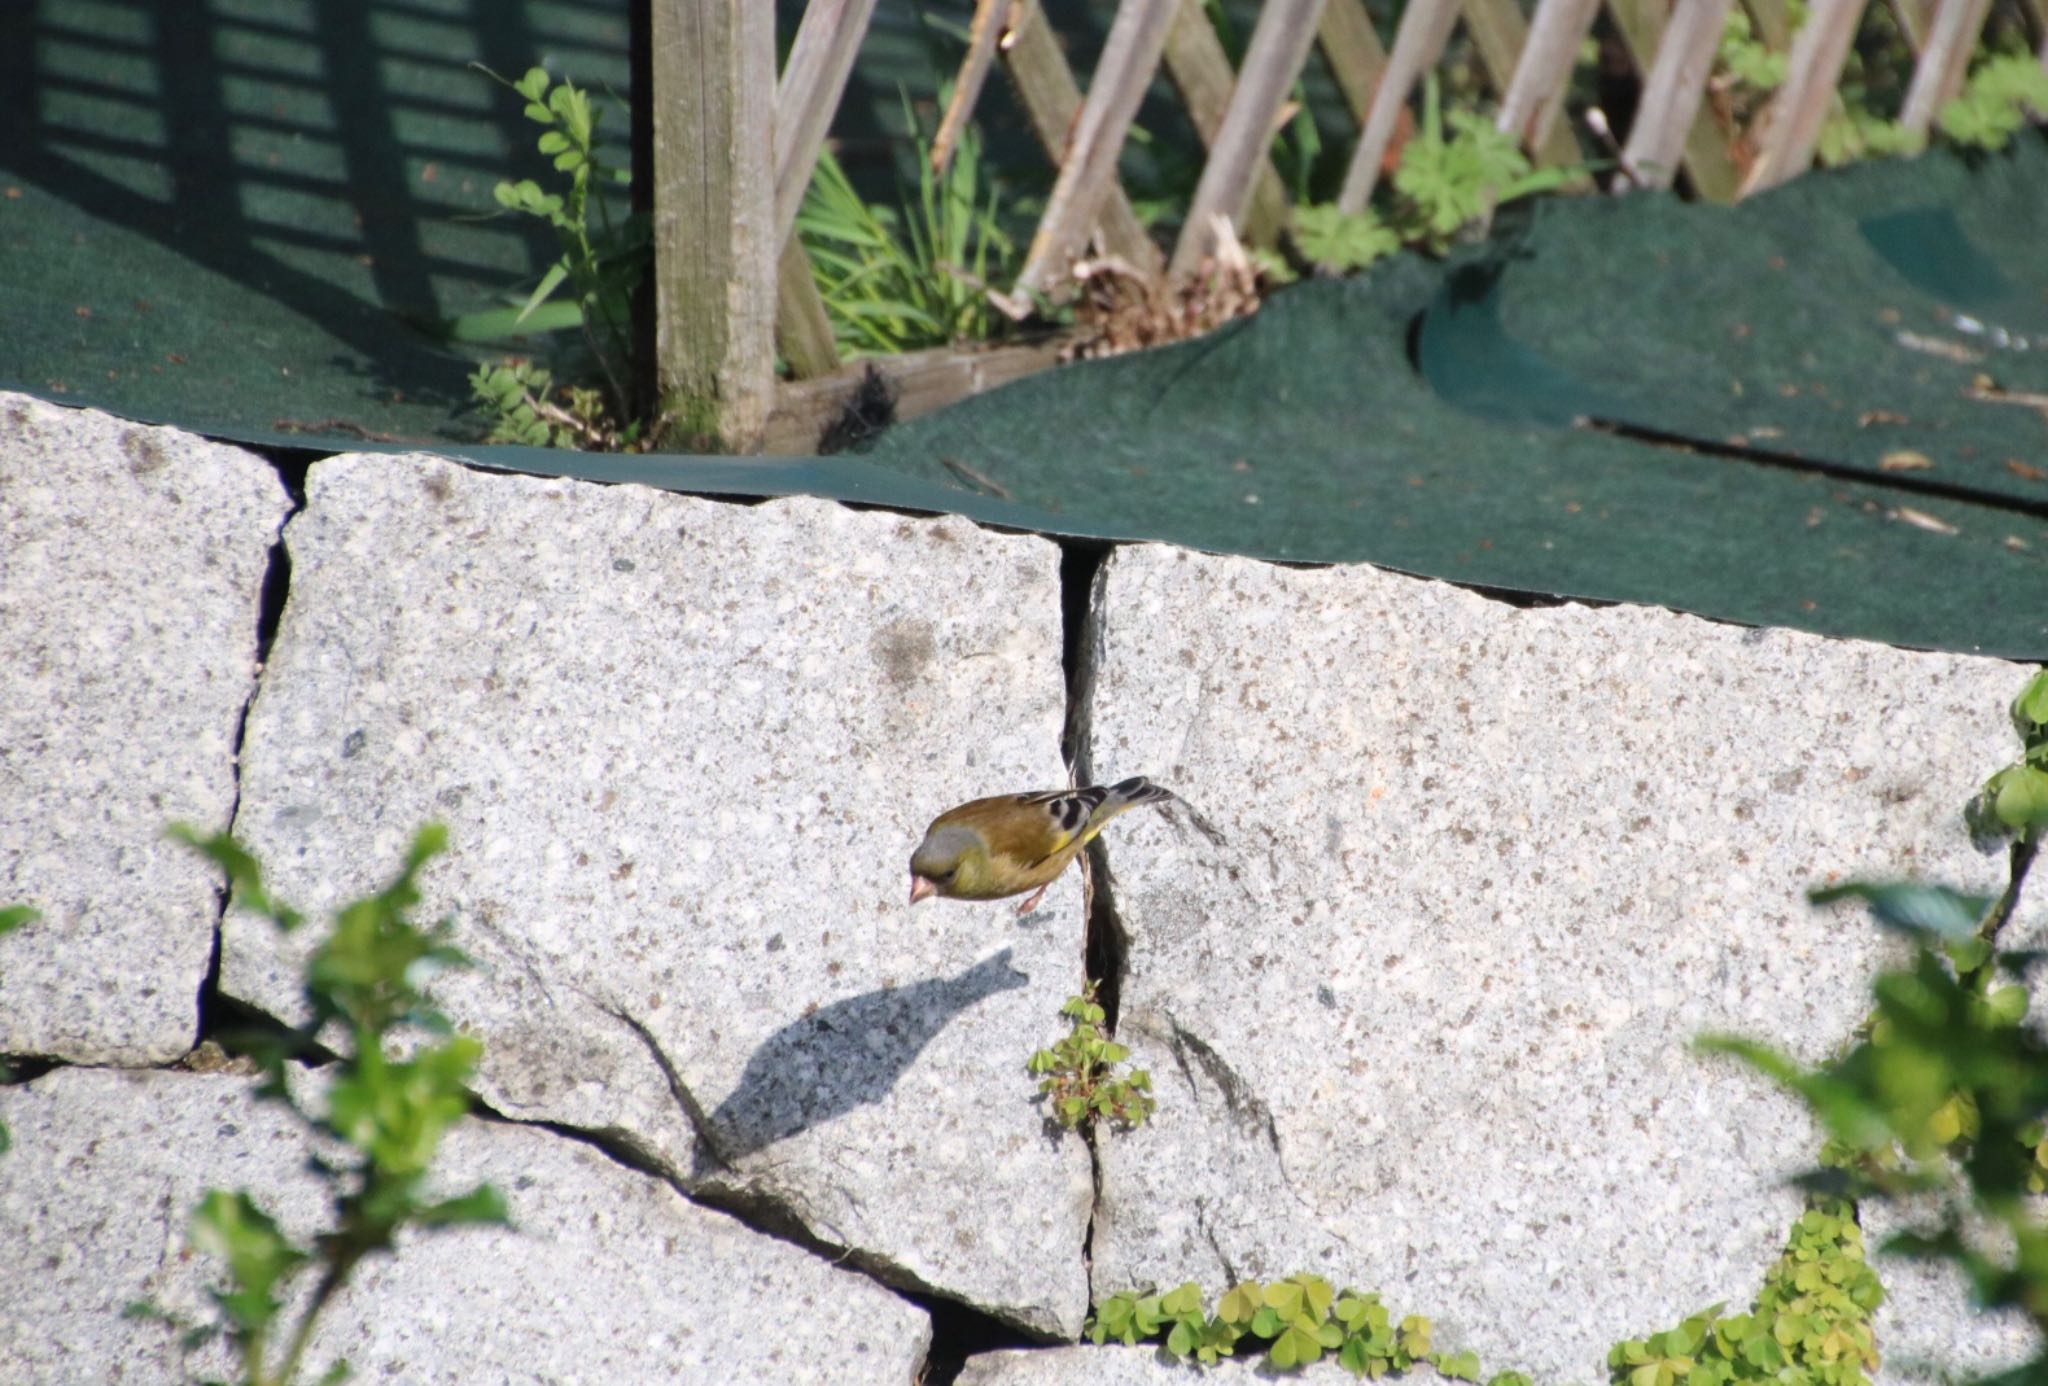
xmin=1170 ymin=0 xmax=1330 ymax=276
xmin=1338 ymin=0 xmax=1462 ymax=212
xmin=1160 ymin=0 xmax=1294 ymax=249
xmin=1497 ymin=0 xmax=1602 ymax=158
xmin=1620 ymin=0 xmax=1738 ymax=188
xmin=772 ymin=0 xmax=879 ymax=380
xmin=1742 ymin=0 xmax=1866 ymax=193
xmin=652 ymin=0 xmax=776 ymax=451
xmin=1317 ymin=0 xmax=1393 ymax=119
xmin=1603 ymin=0 xmax=1740 ymax=201
xmin=1896 ymin=0 xmax=1993 ymax=136
xmin=1013 ymin=0 xmax=1179 ymax=300
xmin=1001 ymin=3 xmax=1163 ymax=273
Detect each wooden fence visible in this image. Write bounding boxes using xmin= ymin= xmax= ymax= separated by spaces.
xmin=659 ymin=0 xmax=2048 ymax=453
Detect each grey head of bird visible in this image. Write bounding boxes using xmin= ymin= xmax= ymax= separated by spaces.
xmin=908 ymin=823 xmax=987 ymax=904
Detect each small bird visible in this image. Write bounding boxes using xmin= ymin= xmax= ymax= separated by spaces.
xmin=908 ymin=777 xmax=1183 ymax=914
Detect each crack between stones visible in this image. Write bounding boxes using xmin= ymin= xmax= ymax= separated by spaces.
xmin=566 ymin=1003 xmax=1039 ymax=1380
xmin=195 ymin=449 xmax=309 ymax=1056
xmin=1059 ymin=541 xmax=1119 ymax=1322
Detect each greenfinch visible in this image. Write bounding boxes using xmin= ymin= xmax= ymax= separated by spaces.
xmin=907 ymin=777 xmax=1181 ymax=914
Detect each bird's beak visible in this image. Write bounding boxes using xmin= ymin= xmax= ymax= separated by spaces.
xmin=908 ymin=874 xmax=936 ymax=906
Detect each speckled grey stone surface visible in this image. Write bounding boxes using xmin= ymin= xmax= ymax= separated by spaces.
xmin=1865 ymin=1197 xmax=2040 ymax=1381
xmin=1084 ymin=543 xmax=2035 ymax=1381
xmin=0 ymin=395 xmax=289 ymax=1063
xmin=0 ymin=1067 xmax=929 ymax=1384
xmin=220 ymin=455 xmax=1091 ymax=1335
xmin=958 ymin=1344 xmax=1252 ymax=1382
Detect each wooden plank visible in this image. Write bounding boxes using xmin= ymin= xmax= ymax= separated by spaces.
xmin=1497 ymin=0 xmax=1605 ymax=156
xmin=1461 ymin=0 xmax=1588 ymax=167
xmin=1337 ymin=0 xmax=1462 ymax=210
xmin=1743 ymin=0 xmax=1793 ymax=53
xmin=1620 ymin=0 xmax=1738 ymax=186
xmin=772 ymin=0 xmax=876 ymax=381
xmin=1000 ymin=2 xmax=1162 ymax=272
xmin=761 ymin=338 xmax=1070 ymax=454
xmin=653 ymin=0 xmax=776 ymax=451
xmin=776 ymin=237 xmax=841 ymax=379
xmin=1318 ymin=0 xmax=1393 ymax=118
xmin=1604 ymin=0 xmax=1740 ymax=200
xmin=1013 ymin=0 xmax=1179 ymax=299
xmin=1740 ymin=0 xmax=1867 ymax=193
xmin=1887 ymin=0 xmax=1936 ymax=50
xmin=774 ymin=0 xmax=880 ymax=244
xmin=1897 ymin=0 xmax=1994 ymax=134
xmin=932 ymin=0 xmax=1015 ymax=174
xmin=1159 ymin=0 xmax=1293 ymax=248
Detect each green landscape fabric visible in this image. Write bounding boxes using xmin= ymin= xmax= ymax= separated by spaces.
xmin=1441 ymin=138 xmax=2048 ymax=506
xmin=2 ymin=1 xmax=2044 ymax=657
xmin=861 ymin=254 xmax=2048 ymax=659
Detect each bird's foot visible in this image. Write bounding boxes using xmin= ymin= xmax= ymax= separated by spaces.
xmin=1015 ymin=884 xmax=1050 ymax=915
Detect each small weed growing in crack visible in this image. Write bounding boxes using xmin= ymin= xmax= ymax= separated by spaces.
xmin=1089 ymin=1273 xmax=1515 ymax=1380
xmin=1028 ymin=980 xmax=1154 ymax=1131
xmin=0 ymin=904 xmax=36 ymax=1154
xmin=126 ymin=824 xmax=505 ymax=1386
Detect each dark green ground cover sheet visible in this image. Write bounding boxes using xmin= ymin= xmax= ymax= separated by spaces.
xmin=1 ymin=0 xmax=2043 ymax=656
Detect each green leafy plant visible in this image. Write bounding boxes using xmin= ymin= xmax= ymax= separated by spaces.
xmin=1686 ymin=673 xmax=2048 ymax=1381
xmin=1027 ymin=981 xmax=1154 ymax=1131
xmin=469 ymin=66 xmax=647 ymax=447
xmin=1815 ymin=103 xmax=1919 ymax=167
xmin=129 ymin=825 xmax=506 ymax=1386
xmin=1609 ymin=1201 xmax=1882 ymax=1385
xmin=0 ymin=904 xmax=35 ymax=1156
xmin=1969 ymin=670 xmax=2048 ymax=845
xmin=1290 ymin=204 xmax=1402 ymax=276
xmin=1941 ymin=54 xmax=2048 ymax=152
xmin=1389 ymin=76 xmax=1580 ymax=254
xmin=796 ymin=112 xmax=1018 ymax=357
xmin=1087 ymin=1274 xmax=1520 ymax=1380
xmin=1715 ymin=8 xmax=1788 ymax=102
xmin=467 ymin=358 xmax=640 ymax=450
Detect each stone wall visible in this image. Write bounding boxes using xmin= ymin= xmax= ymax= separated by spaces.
xmin=0 ymin=394 xmax=2037 ymax=1381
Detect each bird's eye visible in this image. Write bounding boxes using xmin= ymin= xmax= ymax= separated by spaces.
xmin=933 ymin=867 xmax=957 ymax=883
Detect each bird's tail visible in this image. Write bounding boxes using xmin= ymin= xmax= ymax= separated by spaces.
xmin=1077 ymin=776 xmax=1176 ymax=833
xmin=1092 ymin=776 xmax=1228 ymax=846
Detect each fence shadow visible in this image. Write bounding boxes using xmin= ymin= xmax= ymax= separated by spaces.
xmin=0 ymin=0 xmax=638 ymax=418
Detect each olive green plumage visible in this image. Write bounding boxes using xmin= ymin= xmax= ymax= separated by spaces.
xmin=907 ymin=777 xmax=1179 ymax=913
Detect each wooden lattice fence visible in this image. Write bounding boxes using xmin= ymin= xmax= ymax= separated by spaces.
xmin=656 ymin=0 xmax=2048 ymax=452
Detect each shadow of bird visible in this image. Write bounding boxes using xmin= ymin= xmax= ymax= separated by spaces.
xmin=695 ymin=947 xmax=1029 ymax=1172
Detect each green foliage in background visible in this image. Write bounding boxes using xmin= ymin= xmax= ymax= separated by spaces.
xmin=1027 ymin=981 xmax=1154 ymax=1132
xmin=1717 ymin=0 xmax=2046 ymax=167
xmin=1391 ymin=77 xmax=1580 ymax=254
xmin=0 ymin=904 xmax=36 ymax=1156
xmin=1941 ymin=55 xmax=2048 ymax=153
xmin=1282 ymin=75 xmax=1579 ymax=278
xmin=468 ymin=358 xmax=634 ymax=451
xmin=127 ymin=825 xmax=505 ymax=1386
xmin=466 ymin=67 xmax=647 ymax=448
xmin=1087 ymin=1273 xmax=1525 ymax=1380
xmin=1290 ymin=204 xmax=1402 ymax=276
xmin=797 ymin=112 xmax=1018 ymax=358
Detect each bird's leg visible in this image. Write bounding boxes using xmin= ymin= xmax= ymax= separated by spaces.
xmin=1015 ymin=882 xmax=1050 ymax=915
